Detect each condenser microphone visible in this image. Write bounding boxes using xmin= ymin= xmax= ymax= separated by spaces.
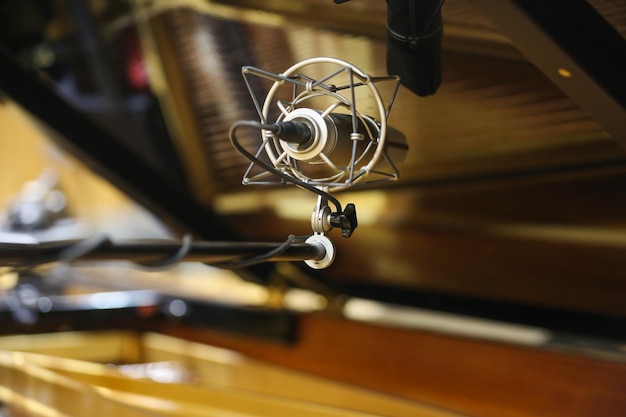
xmin=232 ymin=57 xmax=406 ymax=192
xmin=273 ymin=109 xmax=407 ymax=177
xmin=229 ymin=57 xmax=406 ymax=249
xmin=386 ymin=0 xmax=444 ymax=96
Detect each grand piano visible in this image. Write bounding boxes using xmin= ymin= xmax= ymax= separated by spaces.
xmin=0 ymin=1 xmax=625 ymax=416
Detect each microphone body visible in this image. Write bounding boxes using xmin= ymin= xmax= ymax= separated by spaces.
xmin=238 ymin=57 xmax=404 ymax=192
xmin=275 ymin=109 xmax=407 ymax=178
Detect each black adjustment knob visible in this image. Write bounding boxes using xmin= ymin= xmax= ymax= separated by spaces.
xmin=330 ymin=203 xmax=358 ymax=238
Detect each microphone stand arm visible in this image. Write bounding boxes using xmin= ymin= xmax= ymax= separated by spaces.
xmin=0 ymin=235 xmax=328 ymax=270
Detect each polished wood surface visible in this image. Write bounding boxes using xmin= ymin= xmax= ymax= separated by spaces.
xmin=159 ymin=313 xmax=626 ymax=417
xmin=220 ymin=167 xmax=626 ymax=318
xmin=0 ymin=331 xmax=463 ymax=417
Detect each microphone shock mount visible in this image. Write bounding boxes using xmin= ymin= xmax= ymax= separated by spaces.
xmin=230 ymin=57 xmax=405 ymax=268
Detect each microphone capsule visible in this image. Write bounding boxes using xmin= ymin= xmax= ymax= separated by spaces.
xmin=277 ymin=108 xmax=407 ymax=179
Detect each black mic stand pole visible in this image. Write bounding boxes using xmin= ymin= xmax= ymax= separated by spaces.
xmin=0 ymin=236 xmax=327 ymax=270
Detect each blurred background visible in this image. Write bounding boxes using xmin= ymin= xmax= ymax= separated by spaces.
xmin=0 ymin=1 xmax=625 ymax=416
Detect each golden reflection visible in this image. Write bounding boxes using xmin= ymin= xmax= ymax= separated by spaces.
xmin=343 ymin=298 xmax=551 ymax=346
xmin=557 ymin=68 xmax=573 ymax=78
xmin=0 ymin=331 xmax=465 ymax=417
xmin=214 ymin=189 xmax=389 ymax=226
xmin=0 ymin=270 xmax=18 ymax=290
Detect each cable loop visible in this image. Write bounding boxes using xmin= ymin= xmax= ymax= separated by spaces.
xmin=136 ymin=234 xmax=193 ymax=270
xmin=229 ymin=120 xmax=343 ymax=213
xmin=210 ymin=234 xmax=303 ymax=270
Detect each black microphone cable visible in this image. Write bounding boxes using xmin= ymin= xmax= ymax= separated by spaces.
xmin=228 ymin=120 xmax=343 ymax=214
